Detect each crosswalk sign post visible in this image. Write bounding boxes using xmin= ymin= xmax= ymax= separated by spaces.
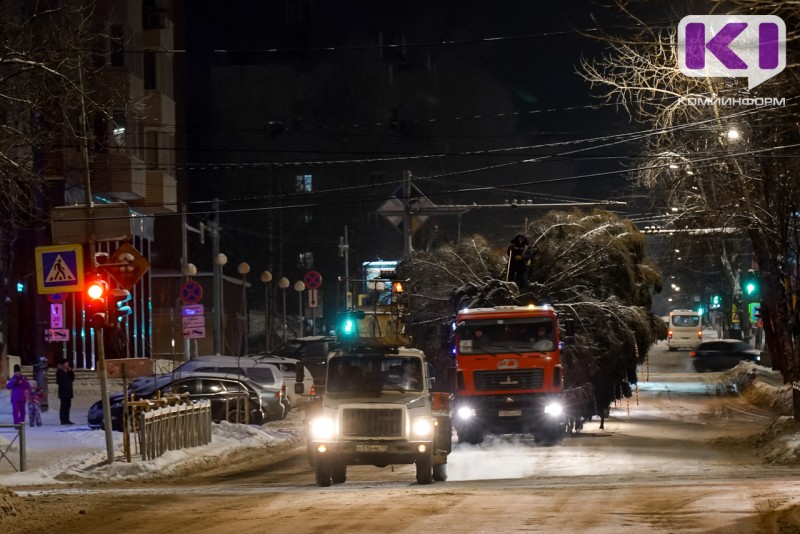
xmin=35 ymin=244 xmax=85 ymax=294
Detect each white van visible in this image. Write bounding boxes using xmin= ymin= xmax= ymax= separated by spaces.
xmin=667 ymin=309 xmax=703 ymax=350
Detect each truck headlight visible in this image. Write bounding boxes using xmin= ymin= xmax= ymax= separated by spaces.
xmin=457 ymin=406 xmax=475 ymax=420
xmin=544 ymin=402 xmax=563 ymax=417
xmin=412 ymin=417 xmax=434 ymax=439
xmin=309 ymin=416 xmax=335 ymax=440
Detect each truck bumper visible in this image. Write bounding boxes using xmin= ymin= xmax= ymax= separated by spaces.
xmin=454 ymin=394 xmax=565 ymax=433
xmin=310 ymin=440 xmax=434 ymax=466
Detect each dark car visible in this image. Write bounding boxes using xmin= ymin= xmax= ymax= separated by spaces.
xmin=690 ymin=339 xmax=761 ymax=372
xmin=269 ymin=335 xmax=338 ymax=391
xmin=88 ymin=373 xmax=280 ymax=431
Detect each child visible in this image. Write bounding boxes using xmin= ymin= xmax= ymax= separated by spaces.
xmin=27 ymin=384 xmax=44 ymax=427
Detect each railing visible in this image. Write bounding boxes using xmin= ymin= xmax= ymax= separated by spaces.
xmin=138 ymin=400 xmax=212 ymax=461
xmin=0 ymin=423 xmax=26 ymax=472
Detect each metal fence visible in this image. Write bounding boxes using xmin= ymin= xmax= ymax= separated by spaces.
xmin=0 ymin=423 xmax=26 ymax=472
xmin=138 ymin=400 xmax=212 ymax=461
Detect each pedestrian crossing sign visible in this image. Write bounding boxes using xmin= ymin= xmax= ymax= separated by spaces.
xmin=36 ymin=244 xmax=84 ymax=294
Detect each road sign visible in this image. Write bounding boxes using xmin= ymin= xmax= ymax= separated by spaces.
xmin=184 ymin=325 xmax=206 ymax=339
xmin=47 ymin=292 xmax=66 ymax=304
xmin=50 ymin=303 xmax=64 ymax=329
xmin=106 ymin=358 xmax=152 ymax=379
xmin=106 ymin=242 xmax=150 ymax=290
xmin=308 ymin=289 xmax=320 ymax=308
xmin=182 ymin=316 xmax=205 ymax=329
xmin=181 ymin=304 xmax=205 ymax=317
xmin=304 ymin=270 xmax=322 ymax=289
xmin=180 ymin=281 xmax=204 ymax=304
xmin=44 ymin=329 xmax=70 ymax=342
xmin=377 ymin=184 xmax=433 ymax=234
xmin=35 ymin=244 xmax=84 ymax=294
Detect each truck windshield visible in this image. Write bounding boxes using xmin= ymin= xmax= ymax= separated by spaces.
xmin=327 ymin=355 xmax=424 ymax=393
xmin=457 ymin=319 xmax=555 ymax=354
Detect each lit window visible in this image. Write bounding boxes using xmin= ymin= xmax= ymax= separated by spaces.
xmin=296 ymin=174 xmax=312 ymax=192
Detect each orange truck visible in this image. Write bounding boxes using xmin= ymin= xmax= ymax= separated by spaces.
xmin=452 ymin=304 xmax=568 ymax=445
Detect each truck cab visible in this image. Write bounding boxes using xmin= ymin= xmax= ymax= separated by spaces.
xmin=297 ymin=341 xmax=452 ymax=487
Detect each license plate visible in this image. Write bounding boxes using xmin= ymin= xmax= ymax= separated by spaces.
xmin=356 ymin=444 xmax=388 ymax=452
xmin=498 ymin=409 xmax=522 ymax=417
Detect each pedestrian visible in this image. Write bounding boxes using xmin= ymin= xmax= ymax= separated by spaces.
xmin=56 ymin=358 xmax=75 ymax=425
xmin=27 ymin=384 xmax=44 ymax=427
xmin=6 ymin=364 xmax=31 ymax=425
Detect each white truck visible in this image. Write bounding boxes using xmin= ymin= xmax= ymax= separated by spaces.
xmin=297 ymin=339 xmax=453 ymax=487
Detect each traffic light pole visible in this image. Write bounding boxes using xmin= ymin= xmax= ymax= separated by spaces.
xmin=95 ymin=326 xmax=115 ymax=464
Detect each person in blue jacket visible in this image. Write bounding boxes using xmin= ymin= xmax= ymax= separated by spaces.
xmin=6 ymin=364 xmax=31 ymax=425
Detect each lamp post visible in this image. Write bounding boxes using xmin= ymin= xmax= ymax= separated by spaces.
xmin=260 ymin=270 xmax=272 ymax=352
xmin=238 ymin=262 xmax=250 ymax=356
xmin=214 ymin=253 xmax=228 ymax=354
xmin=294 ymin=280 xmax=306 ymax=338
xmin=278 ymin=277 xmax=289 ymax=342
xmin=182 ymin=262 xmax=197 ymax=361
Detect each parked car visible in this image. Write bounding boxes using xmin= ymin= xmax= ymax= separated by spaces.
xmin=269 ymin=336 xmax=338 ymax=391
xmin=249 ymin=354 xmax=316 ymax=404
xmin=88 ymin=372 xmax=284 ymax=431
xmin=130 ymin=357 xmax=289 ymax=416
xmin=689 ymin=339 xmax=761 ymax=372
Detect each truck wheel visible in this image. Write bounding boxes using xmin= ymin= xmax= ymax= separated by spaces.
xmin=416 ymin=453 xmax=433 ymax=485
xmin=433 ymin=463 xmax=447 ymax=482
xmin=315 ymin=457 xmax=331 ymax=487
xmin=331 ymin=461 xmax=347 ymax=484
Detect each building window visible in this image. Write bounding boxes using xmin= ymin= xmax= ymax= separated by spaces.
xmin=93 ymin=113 xmax=108 ymax=153
xmin=144 ymin=51 xmax=156 ymax=89
xmin=297 ymin=252 xmax=314 ymax=269
xmin=112 ymin=111 xmax=126 ymax=149
xmin=144 ymin=131 xmax=159 ymax=169
xmin=111 ymin=25 xmax=125 ymax=67
xmin=296 ymin=174 xmax=312 ymax=192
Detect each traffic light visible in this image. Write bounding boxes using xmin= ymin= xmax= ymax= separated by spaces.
xmin=742 ymin=269 xmax=759 ymax=298
xmin=85 ymin=273 xmax=109 ymax=329
xmin=338 ymin=310 xmax=365 ymax=339
xmin=108 ymin=288 xmax=132 ymax=324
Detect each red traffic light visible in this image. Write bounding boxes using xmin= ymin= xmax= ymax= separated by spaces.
xmin=85 ymin=273 xmax=109 ymax=329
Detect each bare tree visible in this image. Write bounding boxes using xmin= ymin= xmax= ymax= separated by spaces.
xmin=580 ymin=0 xmax=800 ymax=387
xmin=401 ymin=209 xmax=664 ymax=420
xmin=0 ymin=1 xmax=111 ymax=371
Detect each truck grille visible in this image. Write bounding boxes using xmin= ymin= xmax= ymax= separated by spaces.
xmin=473 ymin=369 xmax=544 ymax=391
xmin=342 ymin=408 xmax=403 ymax=438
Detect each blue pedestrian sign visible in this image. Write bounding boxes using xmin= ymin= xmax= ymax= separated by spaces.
xmin=35 ymin=244 xmax=84 ymax=294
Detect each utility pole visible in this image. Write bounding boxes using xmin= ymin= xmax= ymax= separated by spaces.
xmin=403 ymin=170 xmax=413 ymax=257
xmin=212 ymin=199 xmax=222 ymax=354
xmin=339 ymin=225 xmax=350 ymax=308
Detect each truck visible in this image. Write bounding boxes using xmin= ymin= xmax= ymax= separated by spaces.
xmin=296 ymin=278 xmax=453 ymax=487
xmin=450 ymin=304 xmax=569 ymax=445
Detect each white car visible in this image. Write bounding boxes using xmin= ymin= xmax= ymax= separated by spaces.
xmin=252 ymin=355 xmax=317 ymax=405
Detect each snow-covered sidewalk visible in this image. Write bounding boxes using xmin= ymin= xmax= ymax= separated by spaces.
xmin=0 ymin=394 xmax=305 ymax=487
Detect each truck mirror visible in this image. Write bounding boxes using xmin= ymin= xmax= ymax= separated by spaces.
xmin=295 ymin=361 xmax=305 ymax=383
xmin=294 ymin=382 xmax=305 ymax=395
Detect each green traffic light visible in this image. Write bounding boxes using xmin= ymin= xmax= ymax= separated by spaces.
xmin=745 ymin=282 xmax=756 ymax=295
xmin=342 ymin=319 xmax=355 ymax=335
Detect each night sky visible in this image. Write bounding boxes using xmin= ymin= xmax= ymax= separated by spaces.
xmin=169 ymin=1 xmax=667 ymax=275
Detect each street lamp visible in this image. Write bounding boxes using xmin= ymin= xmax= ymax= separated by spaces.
xmin=214 ymin=253 xmax=228 ymax=354
xmin=294 ymin=280 xmax=306 ymax=338
xmin=278 ymin=277 xmax=289 ymax=342
xmin=238 ymin=262 xmax=250 ymax=356
xmin=260 ymin=271 xmax=272 ymax=352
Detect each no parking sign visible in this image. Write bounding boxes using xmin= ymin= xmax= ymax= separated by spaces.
xmin=304 ymin=270 xmax=322 ymax=290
